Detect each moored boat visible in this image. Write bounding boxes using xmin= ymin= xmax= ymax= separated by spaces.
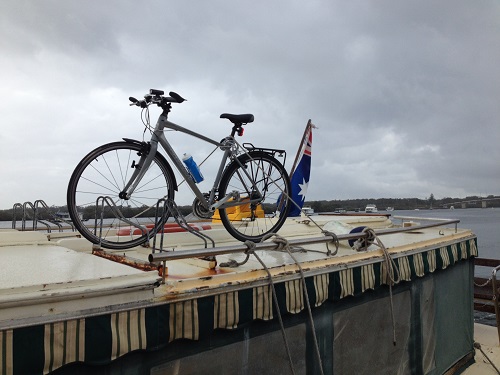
xmin=0 ymin=213 xmax=480 ymax=374
xmin=302 ymin=206 xmax=314 ymax=215
xmin=54 ymin=211 xmax=85 ymax=222
xmin=365 ymin=204 xmax=378 ymax=213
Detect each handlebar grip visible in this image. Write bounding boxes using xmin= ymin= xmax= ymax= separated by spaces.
xmin=169 ymin=91 xmax=186 ymax=103
xmin=129 ymin=97 xmax=139 ymax=103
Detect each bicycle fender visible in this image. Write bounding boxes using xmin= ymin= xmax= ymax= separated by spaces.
xmin=123 ymin=137 xmax=149 ymax=149
xmin=122 ymin=138 xmax=178 ymax=191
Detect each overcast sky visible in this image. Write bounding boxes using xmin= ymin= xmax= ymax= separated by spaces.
xmin=1 ymin=0 xmax=499 ymax=210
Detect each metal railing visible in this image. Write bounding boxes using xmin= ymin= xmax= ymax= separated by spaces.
xmin=149 ymin=218 xmax=460 ymax=263
xmin=11 ymin=200 xmax=74 ymax=232
xmin=392 ymin=215 xmax=458 ymax=232
xmin=492 ymin=265 xmax=500 ymax=344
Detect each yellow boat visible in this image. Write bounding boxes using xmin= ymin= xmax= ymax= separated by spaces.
xmin=211 ymin=202 xmax=265 ymax=222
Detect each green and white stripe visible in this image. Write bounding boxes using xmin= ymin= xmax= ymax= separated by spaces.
xmin=43 ymin=319 xmax=84 ymax=374
xmin=1 ymin=329 xmax=13 ymax=375
xmin=214 ymin=292 xmax=239 ymax=330
xmin=111 ymin=309 xmax=146 ymax=360
xmin=169 ymin=300 xmax=199 ymax=342
xmin=314 ymin=273 xmax=329 ymax=306
xmin=427 ymin=249 xmax=437 ymax=272
xmin=253 ymin=285 xmax=273 ymax=320
xmin=440 ymin=246 xmax=451 ymax=268
xmin=285 ymin=279 xmax=304 ymax=314
xmin=361 ymin=264 xmax=376 ymax=292
xmin=339 ymin=268 xmax=354 ymax=298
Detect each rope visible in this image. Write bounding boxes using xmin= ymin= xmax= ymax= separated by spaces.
xmin=322 ymin=230 xmax=339 ymax=256
xmin=259 ymin=234 xmax=325 ymax=375
xmin=474 ymin=342 xmax=500 ymax=374
xmin=360 ymin=227 xmax=400 ymax=345
xmin=351 ymin=227 xmax=376 ymax=251
xmin=474 ymin=278 xmax=492 ymax=287
xmin=219 ymin=253 xmax=250 ymax=268
xmin=243 ymin=240 xmax=296 ymax=375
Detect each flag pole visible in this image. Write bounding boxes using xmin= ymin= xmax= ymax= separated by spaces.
xmin=290 ymin=119 xmax=312 ymax=176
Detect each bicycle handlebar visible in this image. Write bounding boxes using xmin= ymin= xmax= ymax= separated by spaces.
xmin=129 ymin=89 xmax=186 ymax=108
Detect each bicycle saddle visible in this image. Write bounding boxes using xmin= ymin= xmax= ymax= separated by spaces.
xmin=220 ymin=113 xmax=254 ymax=125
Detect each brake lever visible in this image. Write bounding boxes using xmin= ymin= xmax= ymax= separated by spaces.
xmin=129 ymin=97 xmax=148 ymax=108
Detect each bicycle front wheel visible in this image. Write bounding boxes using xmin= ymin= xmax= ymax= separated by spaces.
xmin=218 ymin=151 xmax=292 ymax=242
xmin=67 ymin=141 xmax=176 ymax=250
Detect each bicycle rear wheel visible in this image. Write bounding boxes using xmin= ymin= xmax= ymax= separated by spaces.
xmin=67 ymin=141 xmax=176 ymax=249
xmin=218 ymin=151 xmax=291 ymax=242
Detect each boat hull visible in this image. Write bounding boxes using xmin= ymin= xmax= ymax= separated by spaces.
xmin=0 ymin=215 xmax=477 ymax=374
xmin=0 ymin=232 xmax=477 ymax=374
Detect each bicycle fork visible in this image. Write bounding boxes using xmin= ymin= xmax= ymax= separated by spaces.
xmin=119 ymin=139 xmax=160 ymax=200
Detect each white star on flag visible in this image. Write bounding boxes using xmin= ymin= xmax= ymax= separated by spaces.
xmin=298 ymin=178 xmax=308 ymax=201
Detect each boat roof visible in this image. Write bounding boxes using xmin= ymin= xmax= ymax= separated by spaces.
xmin=0 ymin=214 xmax=475 ymax=328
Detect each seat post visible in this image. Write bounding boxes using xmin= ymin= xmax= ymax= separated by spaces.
xmin=231 ymin=124 xmax=243 ymax=137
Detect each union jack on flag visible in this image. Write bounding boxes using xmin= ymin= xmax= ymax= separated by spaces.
xmin=288 ymin=120 xmax=314 ymax=217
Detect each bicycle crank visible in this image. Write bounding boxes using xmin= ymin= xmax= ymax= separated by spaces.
xmin=192 ymin=195 xmax=213 ymax=219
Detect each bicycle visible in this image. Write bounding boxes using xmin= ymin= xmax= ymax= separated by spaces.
xmin=67 ymin=89 xmax=292 ymax=249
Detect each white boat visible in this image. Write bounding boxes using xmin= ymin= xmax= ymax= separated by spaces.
xmin=54 ymin=211 xmax=85 ymax=222
xmin=302 ymin=206 xmax=314 ymax=215
xmin=55 ymin=211 xmax=71 ymax=220
xmin=365 ymin=204 xmax=378 ymax=213
xmin=386 ymin=207 xmax=394 ymax=211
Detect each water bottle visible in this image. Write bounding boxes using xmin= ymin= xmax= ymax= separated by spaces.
xmin=182 ymin=153 xmax=204 ymax=183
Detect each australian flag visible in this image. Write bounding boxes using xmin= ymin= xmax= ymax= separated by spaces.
xmin=288 ymin=121 xmax=313 ymax=217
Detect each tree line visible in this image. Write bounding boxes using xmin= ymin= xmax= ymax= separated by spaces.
xmin=304 ymin=194 xmax=500 ymax=212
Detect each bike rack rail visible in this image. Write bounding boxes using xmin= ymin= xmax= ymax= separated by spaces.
xmin=93 ymin=196 xmax=150 ymax=248
xmin=11 ymin=200 xmax=73 ymax=232
xmin=92 ymin=196 xmax=216 ymax=254
xmin=152 ymin=198 xmax=216 ymax=283
xmin=492 ymin=266 xmax=500 ymax=344
xmin=152 ymin=198 xmax=215 ymax=252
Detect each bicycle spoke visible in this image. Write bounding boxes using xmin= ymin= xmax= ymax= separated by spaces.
xmin=67 ymin=142 xmax=175 ymax=249
xmin=218 ymin=151 xmax=291 ymax=242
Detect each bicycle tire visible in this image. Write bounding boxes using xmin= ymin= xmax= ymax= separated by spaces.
xmin=218 ymin=151 xmax=292 ymax=242
xmin=67 ymin=141 xmax=176 ymax=250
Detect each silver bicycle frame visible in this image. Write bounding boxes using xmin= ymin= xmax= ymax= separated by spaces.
xmin=122 ymin=111 xmax=262 ymax=211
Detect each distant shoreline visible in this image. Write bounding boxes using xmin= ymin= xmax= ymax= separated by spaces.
xmin=0 ymin=195 xmax=498 ymax=221
xmin=303 ymin=195 xmax=500 ymax=212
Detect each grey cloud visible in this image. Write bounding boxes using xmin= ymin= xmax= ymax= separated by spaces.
xmin=0 ymin=0 xmax=499 ymax=209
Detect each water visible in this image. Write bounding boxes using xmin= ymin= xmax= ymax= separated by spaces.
xmin=392 ymin=208 xmax=500 ymax=326
xmin=391 ymin=208 xmax=500 ymax=260
xmin=390 ymin=208 xmax=500 ymax=280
